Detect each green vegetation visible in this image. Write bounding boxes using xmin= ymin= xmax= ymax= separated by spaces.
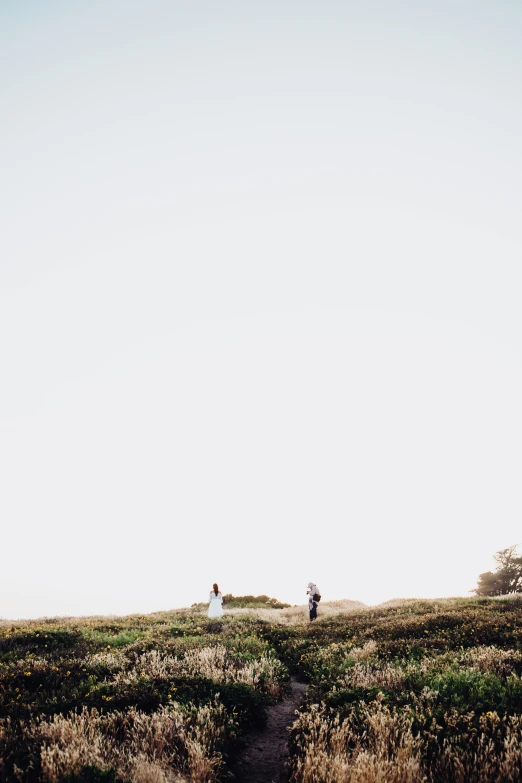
xmin=191 ymin=594 xmax=292 ymax=610
xmin=284 ymin=597 xmax=522 ymax=782
xmin=221 ymin=594 xmax=292 ymax=609
xmin=0 ymin=610 xmax=288 ymax=783
xmin=1 ymin=596 xmax=522 ymax=781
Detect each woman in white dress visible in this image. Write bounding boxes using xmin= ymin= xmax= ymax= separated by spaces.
xmin=208 ymin=583 xmax=224 ymax=618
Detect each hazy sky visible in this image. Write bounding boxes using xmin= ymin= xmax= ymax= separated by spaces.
xmin=2 ymin=1 xmax=521 ymax=619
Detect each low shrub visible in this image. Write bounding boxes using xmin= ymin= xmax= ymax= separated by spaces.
xmin=2 ymin=597 xmax=522 ymax=782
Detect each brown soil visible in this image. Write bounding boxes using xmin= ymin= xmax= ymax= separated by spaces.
xmin=231 ymin=677 xmax=307 ymax=783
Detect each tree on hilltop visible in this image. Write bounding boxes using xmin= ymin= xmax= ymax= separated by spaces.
xmin=473 ymin=545 xmax=522 ymax=596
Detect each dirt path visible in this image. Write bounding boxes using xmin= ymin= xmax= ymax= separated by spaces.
xmin=232 ymin=677 xmax=307 ymax=783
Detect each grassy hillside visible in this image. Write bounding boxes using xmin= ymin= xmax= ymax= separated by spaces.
xmin=1 ymin=596 xmax=522 ymax=782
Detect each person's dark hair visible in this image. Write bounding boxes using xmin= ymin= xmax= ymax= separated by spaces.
xmin=213 ymin=583 xmax=219 ymax=596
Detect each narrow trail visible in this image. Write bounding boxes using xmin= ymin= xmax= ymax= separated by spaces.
xmin=232 ymin=677 xmax=307 ymax=783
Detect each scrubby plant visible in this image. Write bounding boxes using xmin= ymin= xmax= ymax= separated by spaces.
xmin=0 ymin=613 xmax=289 ymax=782
xmin=221 ymin=595 xmax=292 ymax=609
xmin=2 ymin=597 xmax=522 ymax=782
xmin=286 ymin=597 xmax=522 ymax=782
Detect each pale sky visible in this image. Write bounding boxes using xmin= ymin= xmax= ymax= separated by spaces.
xmin=1 ymin=1 xmax=521 ymax=619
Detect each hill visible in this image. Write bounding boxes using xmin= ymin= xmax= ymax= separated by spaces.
xmin=1 ymin=596 xmax=522 ymax=782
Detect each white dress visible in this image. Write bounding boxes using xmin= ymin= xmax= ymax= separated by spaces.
xmin=208 ymin=591 xmax=223 ymax=618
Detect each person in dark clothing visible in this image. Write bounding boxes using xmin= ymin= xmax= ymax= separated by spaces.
xmin=307 ymin=581 xmax=320 ymax=621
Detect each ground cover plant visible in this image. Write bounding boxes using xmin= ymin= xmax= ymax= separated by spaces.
xmin=0 ymin=610 xmax=288 ymax=783
xmin=1 ymin=596 xmax=522 ymax=782
xmin=282 ymin=596 xmax=522 ymax=782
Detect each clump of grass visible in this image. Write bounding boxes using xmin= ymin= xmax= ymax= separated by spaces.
xmin=290 ymin=696 xmax=425 ymax=783
xmin=35 ymin=700 xmax=226 ymax=783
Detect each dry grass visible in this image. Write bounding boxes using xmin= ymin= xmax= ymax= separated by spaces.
xmin=0 ymin=625 xmax=288 ymax=782
xmin=0 ymin=601 xmax=367 ymax=630
xmin=375 ymin=595 xmax=522 ymax=610
xmin=290 ymin=694 xmax=522 ymax=783
xmin=291 ymin=696 xmax=425 ymax=783
xmin=3 ymin=594 xmax=522 ymax=627
xmin=0 ymin=608 xmax=195 ymax=629
xmin=32 ymin=701 xmax=225 ymax=783
xmin=220 ymin=600 xmax=367 ymax=625
xmin=289 ymin=612 xmax=522 ymax=782
xmin=374 ymin=597 xmax=466 ymax=610
xmin=4 ymin=597 xmax=522 ymax=783
xmin=463 ymin=645 xmax=522 ymax=675
xmin=86 ymin=645 xmax=285 ymax=699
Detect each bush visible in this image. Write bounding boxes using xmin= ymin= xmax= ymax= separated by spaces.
xmin=221 ymin=595 xmax=292 ymax=609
